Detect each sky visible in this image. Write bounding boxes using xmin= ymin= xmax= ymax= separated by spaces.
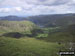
xmin=0 ymin=0 xmax=75 ymax=16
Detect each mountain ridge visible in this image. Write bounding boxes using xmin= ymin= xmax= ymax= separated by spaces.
xmin=0 ymin=15 xmax=27 ymax=21
xmin=27 ymin=13 xmax=75 ymax=27
xmin=0 ymin=13 xmax=75 ymax=27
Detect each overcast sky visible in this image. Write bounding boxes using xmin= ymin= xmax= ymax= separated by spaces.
xmin=0 ymin=0 xmax=75 ymax=16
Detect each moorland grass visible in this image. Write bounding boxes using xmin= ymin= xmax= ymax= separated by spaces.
xmin=0 ymin=37 xmax=61 ymax=56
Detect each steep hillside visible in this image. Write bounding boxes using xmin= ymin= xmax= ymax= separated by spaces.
xmin=0 ymin=20 xmax=36 ymax=34
xmin=28 ymin=14 xmax=75 ymax=27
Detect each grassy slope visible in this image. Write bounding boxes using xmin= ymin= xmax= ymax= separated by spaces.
xmin=0 ymin=21 xmax=36 ymax=34
xmin=44 ymin=32 xmax=73 ymax=42
xmin=0 ymin=37 xmax=61 ymax=56
xmin=0 ymin=21 xmax=71 ymax=56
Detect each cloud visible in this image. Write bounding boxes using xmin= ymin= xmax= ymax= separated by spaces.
xmin=0 ymin=8 xmax=10 ymax=13
xmin=23 ymin=0 xmax=70 ymax=6
xmin=0 ymin=0 xmax=75 ymax=16
xmin=14 ymin=7 xmax=23 ymax=12
xmin=0 ymin=7 xmax=23 ymax=13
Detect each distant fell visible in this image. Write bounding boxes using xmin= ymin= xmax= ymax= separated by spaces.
xmin=28 ymin=13 xmax=75 ymax=27
xmin=0 ymin=15 xmax=27 ymax=21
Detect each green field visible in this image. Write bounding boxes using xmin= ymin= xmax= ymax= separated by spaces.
xmin=0 ymin=37 xmax=62 ymax=56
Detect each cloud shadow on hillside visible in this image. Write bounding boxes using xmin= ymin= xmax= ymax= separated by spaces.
xmin=1 ymin=32 xmax=26 ymax=38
